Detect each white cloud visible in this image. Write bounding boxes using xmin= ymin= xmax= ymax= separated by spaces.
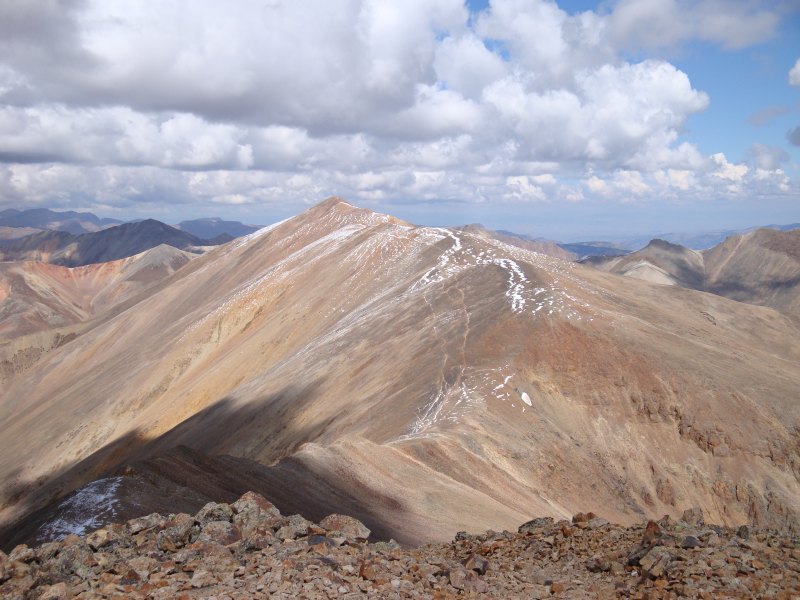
xmin=0 ymin=0 xmax=794 ymax=223
xmin=790 ymin=58 xmax=800 ymax=87
xmin=711 ymin=153 xmax=748 ymax=182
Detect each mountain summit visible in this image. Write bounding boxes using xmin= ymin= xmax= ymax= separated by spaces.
xmin=1 ymin=198 xmax=798 ymax=549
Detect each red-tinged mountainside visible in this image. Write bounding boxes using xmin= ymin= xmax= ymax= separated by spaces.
xmin=0 ymin=197 xmax=798 ymax=551
xmin=0 ymin=245 xmax=196 ymax=339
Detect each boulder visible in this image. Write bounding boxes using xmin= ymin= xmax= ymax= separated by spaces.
xmin=319 ymin=514 xmax=370 ymax=543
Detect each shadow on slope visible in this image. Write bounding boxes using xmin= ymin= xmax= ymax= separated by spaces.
xmin=1 ymin=382 xmax=414 ymax=550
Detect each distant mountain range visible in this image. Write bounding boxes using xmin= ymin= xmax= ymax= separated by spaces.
xmin=0 ymin=219 xmax=223 ymax=267
xmin=0 ymin=208 xmax=123 ymax=234
xmin=574 ymin=223 xmax=800 ymax=252
xmin=582 ymin=228 xmax=800 ymax=318
xmin=176 ymin=217 xmax=262 ymax=240
xmin=0 ymin=209 xmax=264 ymax=255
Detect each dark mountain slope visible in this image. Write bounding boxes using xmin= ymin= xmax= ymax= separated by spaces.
xmin=0 ymin=220 xmax=226 ymax=267
xmin=177 ymin=217 xmax=261 ymax=239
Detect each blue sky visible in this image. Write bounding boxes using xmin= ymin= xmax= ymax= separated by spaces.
xmin=0 ymin=0 xmax=797 ymax=241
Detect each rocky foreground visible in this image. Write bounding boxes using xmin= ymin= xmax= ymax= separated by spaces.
xmin=1 ymin=493 xmax=798 ymax=599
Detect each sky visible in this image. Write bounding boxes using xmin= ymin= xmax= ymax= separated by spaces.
xmin=0 ymin=0 xmax=798 ymax=241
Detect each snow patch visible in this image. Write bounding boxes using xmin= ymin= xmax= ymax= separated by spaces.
xmin=36 ymin=477 xmax=123 ymax=542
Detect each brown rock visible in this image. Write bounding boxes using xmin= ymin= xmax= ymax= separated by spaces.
xmin=464 ymin=554 xmax=489 ymax=575
xmin=681 ymin=535 xmax=701 ymax=549
xmin=0 ymin=551 xmax=11 ymax=583
xmin=518 ymin=517 xmax=554 ymax=533
xmin=640 ymin=547 xmax=672 ymax=578
xmin=682 ymin=507 xmax=704 ymax=527
xmin=736 ymin=525 xmax=750 ymax=539
xmin=8 ymin=545 xmax=35 ymax=563
xmin=196 ymin=502 xmax=234 ymax=525
xmin=119 ymin=568 xmax=141 ymax=585
xmin=231 ymin=492 xmax=281 ymax=537
xmin=198 ymin=520 xmax=242 ymax=546
xmin=128 ymin=513 xmax=165 ymax=534
xmin=190 ymin=569 xmax=217 ymax=588
xmin=586 ymin=557 xmax=611 ymax=572
xmin=38 ymin=582 xmax=68 ymax=599
xmin=359 ymin=560 xmax=387 ymax=584
xmin=86 ymin=525 xmax=128 ymax=551
xmin=319 ymin=514 xmax=371 ymax=542
xmin=587 ymin=517 xmax=609 ymax=529
xmin=449 ymin=566 xmax=488 ymax=593
xmin=156 ymin=513 xmax=197 ymax=551
xmin=242 ymin=527 xmax=275 ymax=551
xmin=276 ymin=514 xmax=311 ymax=540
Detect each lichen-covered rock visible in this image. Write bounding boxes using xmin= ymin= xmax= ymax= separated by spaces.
xmin=127 ymin=512 xmax=165 ymax=534
xmin=196 ymin=501 xmax=233 ymax=525
xmin=198 ymin=520 xmax=242 ymax=546
xmin=276 ymin=514 xmax=311 ymax=540
xmin=231 ymin=492 xmax=281 ymax=537
xmin=156 ymin=513 xmax=197 ymax=551
xmin=319 ymin=513 xmax=370 ymax=542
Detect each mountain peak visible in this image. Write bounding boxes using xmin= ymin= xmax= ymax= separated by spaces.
xmin=313 ymin=196 xmax=355 ymax=212
xmin=645 ymin=238 xmax=687 ymax=252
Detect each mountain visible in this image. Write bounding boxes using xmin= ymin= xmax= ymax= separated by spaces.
xmin=1 ymin=198 xmax=798 ymax=551
xmin=455 ymin=224 xmax=576 ymax=260
xmin=0 ymin=219 xmax=219 ymax=267
xmin=584 ymin=229 xmax=800 ymax=318
xmin=582 ymin=239 xmax=705 ymax=288
xmin=0 ymin=226 xmax=43 ymax=241
xmin=0 ymin=208 xmax=123 ymax=235
xmin=575 ymin=222 xmax=800 ymax=252
xmin=558 ymin=241 xmax=628 ymax=258
xmin=177 ymin=217 xmax=262 ymax=240
xmin=0 ymin=245 xmax=196 ymax=340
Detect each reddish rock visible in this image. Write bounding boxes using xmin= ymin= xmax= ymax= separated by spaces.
xmin=38 ymin=582 xmax=68 ymax=599
xmin=449 ymin=565 xmax=489 ymax=593
xmin=128 ymin=513 xmax=165 ymax=534
xmin=319 ymin=514 xmax=370 ymax=542
xmin=464 ymin=554 xmax=489 ymax=575
xmin=198 ymin=520 xmax=242 ymax=546
xmin=156 ymin=513 xmax=197 ymax=551
xmin=196 ymin=502 xmax=233 ymax=525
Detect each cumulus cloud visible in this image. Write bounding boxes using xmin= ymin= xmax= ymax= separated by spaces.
xmin=0 ymin=0 xmax=795 ymax=221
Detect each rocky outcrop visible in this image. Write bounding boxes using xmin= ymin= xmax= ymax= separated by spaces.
xmin=1 ymin=492 xmax=798 ymax=599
